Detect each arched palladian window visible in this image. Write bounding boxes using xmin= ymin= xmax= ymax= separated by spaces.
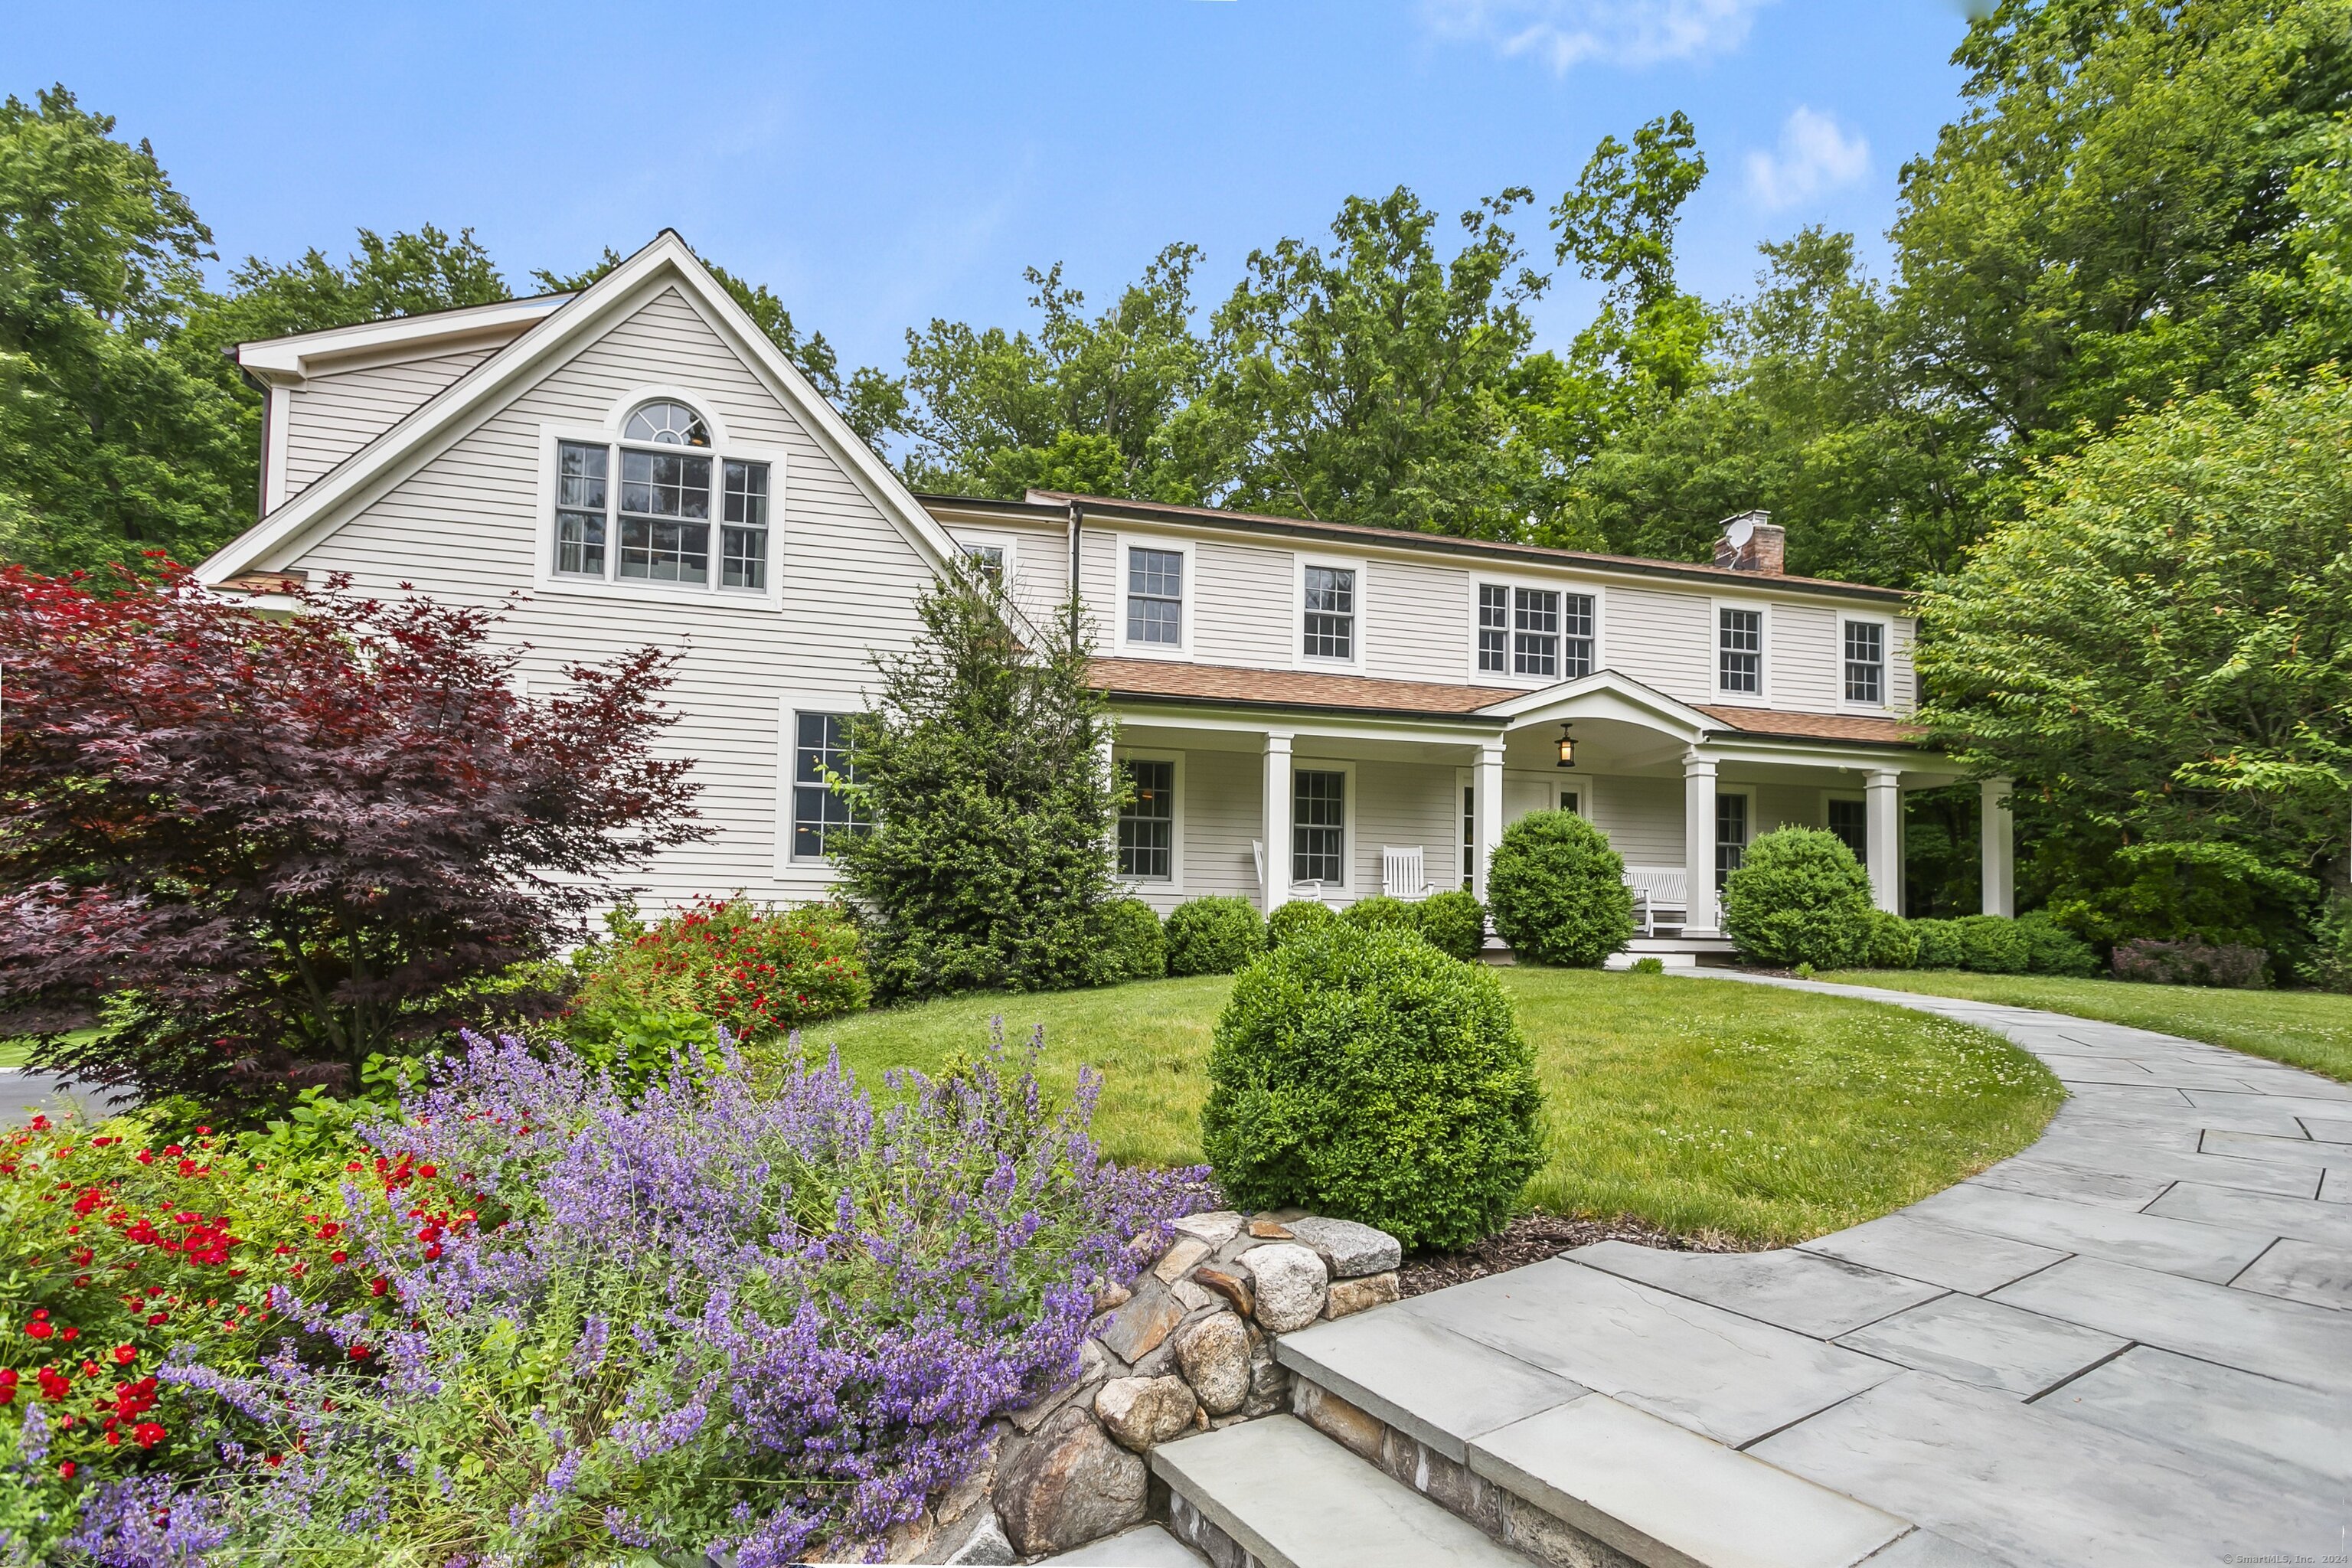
xmin=554 ymin=398 xmax=769 ymax=593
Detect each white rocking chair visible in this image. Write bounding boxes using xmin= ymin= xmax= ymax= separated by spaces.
xmin=1382 ymin=846 xmax=1432 ymax=900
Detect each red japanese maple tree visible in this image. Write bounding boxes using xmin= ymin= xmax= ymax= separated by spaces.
xmin=0 ymin=561 xmax=704 ymax=1106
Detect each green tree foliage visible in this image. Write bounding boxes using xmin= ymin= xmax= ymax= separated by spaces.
xmin=1891 ymin=0 xmax=2352 ymax=461
xmin=899 ymin=247 xmax=1209 ymax=500
xmin=0 ymin=87 xmax=245 ymax=573
xmin=1201 ymin=924 xmax=1544 ymax=1250
xmin=193 ymin=224 xmax=508 ymax=345
xmin=1920 ymin=375 xmax=2352 ymax=948
xmin=828 ymin=570 xmax=1123 ymax=999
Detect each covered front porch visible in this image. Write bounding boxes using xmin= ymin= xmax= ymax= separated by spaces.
xmin=1101 ymin=670 xmax=2014 ymax=952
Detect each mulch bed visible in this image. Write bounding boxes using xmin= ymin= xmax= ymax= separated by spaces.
xmin=1396 ymin=1213 xmax=1753 ymax=1299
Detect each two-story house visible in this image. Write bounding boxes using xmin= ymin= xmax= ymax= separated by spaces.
xmin=200 ymin=232 xmax=2012 ymax=952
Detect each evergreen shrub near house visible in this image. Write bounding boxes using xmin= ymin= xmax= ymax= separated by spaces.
xmin=1485 ymin=810 xmax=1635 ymax=967
xmin=1341 ymin=894 xmax=1423 ymax=938
xmin=1913 ymin=918 xmax=1965 ymax=969
xmin=1264 ymin=899 xmax=1341 ymax=950
xmin=1722 ymin=827 xmax=1874 ymax=970
xmin=1089 ymin=898 xmax=1168 ymax=985
xmin=1864 ymin=910 xmax=1921 ymax=969
xmin=828 ymin=574 xmax=1125 ymax=1000
xmin=2112 ymin=938 xmax=2271 ymax=988
xmin=1164 ymin=897 xmax=1266 ymax=976
xmin=1415 ymin=890 xmax=1488 ymax=962
xmin=2014 ymin=912 xmax=2099 ymax=977
xmin=1954 ymin=913 xmax=2030 ymax=975
xmin=1201 ymin=925 xmax=1544 ymax=1250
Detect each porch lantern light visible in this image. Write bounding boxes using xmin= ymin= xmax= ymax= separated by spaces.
xmin=1555 ymin=723 xmax=1577 ymax=769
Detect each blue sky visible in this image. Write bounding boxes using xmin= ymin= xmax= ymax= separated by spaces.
xmin=17 ymin=1 xmax=1981 ymax=374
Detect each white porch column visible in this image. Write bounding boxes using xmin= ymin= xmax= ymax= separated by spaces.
xmin=1981 ymin=776 xmax=2015 ymax=917
xmin=1472 ymin=742 xmax=1505 ymax=903
xmin=1683 ymin=749 xmax=1720 ymax=937
xmin=1262 ymin=731 xmax=1294 ymax=913
xmin=1866 ymin=767 xmax=1903 ymax=915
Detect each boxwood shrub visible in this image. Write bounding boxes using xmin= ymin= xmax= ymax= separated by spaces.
xmin=1089 ymin=897 xmax=1167 ymax=985
xmin=1416 ymin=890 xmax=1488 ymax=962
xmin=1722 ymin=827 xmax=1874 ymax=970
xmin=1913 ymin=918 xmax=1963 ymax=969
xmin=1164 ymin=897 xmax=1265 ymax=977
xmin=1485 ymin=809 xmax=1634 ymax=967
xmin=2015 ymin=912 xmax=2099 ymax=977
xmin=1200 ymin=925 xmax=1545 ymax=1250
xmin=1955 ymin=913 xmax=2030 ymax=974
xmin=1864 ymin=910 xmax=1921 ymax=969
xmin=1266 ymin=898 xmax=1340 ymax=950
xmin=1342 ymin=894 xmax=1423 ymax=937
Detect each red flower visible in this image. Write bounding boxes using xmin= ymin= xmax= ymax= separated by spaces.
xmin=369 ymin=1278 xmax=388 ymax=1298
xmin=59 ymin=1327 xmax=77 ymax=1342
xmin=145 ymin=1312 xmax=167 ymax=1326
xmin=57 ymin=1462 xmax=74 ymax=1479
xmin=113 ymin=1344 xmax=136 ymax=1365
xmin=24 ymin=1321 xmax=52 ymax=1341
xmin=347 ymin=1344 xmax=371 ymax=1361
xmin=132 ymin=1421 xmax=165 ymax=1448
xmin=38 ymin=1367 xmax=70 ymax=1400
xmin=330 ymin=1250 xmax=348 ymax=1264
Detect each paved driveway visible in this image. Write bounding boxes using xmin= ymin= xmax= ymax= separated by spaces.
xmin=0 ymin=1067 xmax=124 ymax=1127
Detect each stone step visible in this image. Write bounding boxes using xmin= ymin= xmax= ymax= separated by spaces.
xmin=1149 ymin=1415 xmax=1534 ymax=1567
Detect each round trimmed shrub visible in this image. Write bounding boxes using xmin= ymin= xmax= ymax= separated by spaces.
xmin=1089 ymin=897 xmax=1167 ymax=985
xmin=1955 ymin=913 xmax=2030 ymax=974
xmin=1415 ymin=890 xmax=1488 ymax=962
xmin=1913 ymin=918 xmax=1963 ymax=969
xmin=1722 ymin=827 xmax=1874 ymax=969
xmin=1343 ymin=895 xmax=1423 ymax=938
xmin=1266 ymin=898 xmax=1340 ymax=950
xmin=1201 ymin=925 xmax=1545 ymax=1250
xmin=1485 ymin=809 xmax=1634 ymax=967
xmin=1164 ymin=897 xmax=1265 ymax=977
xmin=1864 ymin=910 xmax=1920 ymax=969
xmin=2015 ymin=911 xmax=2099 ymax=977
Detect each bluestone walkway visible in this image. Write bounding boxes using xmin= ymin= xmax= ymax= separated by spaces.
xmin=1289 ymin=973 xmax=2352 ymax=1567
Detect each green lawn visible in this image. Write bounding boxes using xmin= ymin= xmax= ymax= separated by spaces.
xmin=777 ymin=969 xmax=2061 ymax=1247
xmin=1819 ymin=970 xmax=2352 ymax=1085
xmin=0 ymin=1037 xmax=32 ymax=1069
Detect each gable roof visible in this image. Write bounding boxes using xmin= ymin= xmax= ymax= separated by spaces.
xmin=1015 ymin=490 xmax=1913 ymax=606
xmin=230 ymin=294 xmax=573 ymax=388
xmin=198 ymin=231 xmax=971 ymax=591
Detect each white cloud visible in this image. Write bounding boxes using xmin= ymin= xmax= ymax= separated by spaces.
xmin=1421 ymin=0 xmax=1773 ymax=73
xmin=1743 ymin=106 xmax=1869 ymax=209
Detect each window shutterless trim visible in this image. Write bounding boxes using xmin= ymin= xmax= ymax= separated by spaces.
xmin=1112 ymin=750 xmax=1185 ymax=889
xmin=534 ymin=412 xmax=787 ymax=609
xmin=1468 ymin=575 xmax=1606 ymax=688
xmin=1113 ymin=535 xmax=1195 ymax=658
xmin=1839 ymin=613 xmax=1890 ymax=710
xmin=1711 ymin=599 xmax=1771 ymax=702
xmin=1293 ymin=553 xmax=1367 ymax=671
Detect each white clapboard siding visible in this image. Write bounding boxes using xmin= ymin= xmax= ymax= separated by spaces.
xmin=1354 ymin=760 xmax=1459 ymax=895
xmin=1770 ymin=602 xmax=1839 ymax=713
xmin=1586 ymin=775 xmax=1684 ymax=865
xmin=283 ymin=285 xmax=939 ymax=913
xmin=1365 ymin=558 xmax=1470 ymax=683
xmin=1194 ymin=540 xmax=1293 ymax=668
xmin=282 ymin=348 xmax=498 ymax=498
xmin=1888 ymin=617 xmax=1918 ymax=710
xmin=1602 ymin=583 xmax=1713 ymax=703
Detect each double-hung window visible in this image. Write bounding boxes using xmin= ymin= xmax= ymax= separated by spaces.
xmin=1292 ymin=769 xmax=1346 ymax=886
xmin=1844 ymin=621 xmax=1885 ymax=705
xmin=790 ymin=712 xmax=862 ymax=861
xmin=552 ymin=400 xmax=771 ymax=596
xmin=1127 ymin=547 xmax=1184 ymax=647
xmin=1719 ymin=607 xmax=1762 ymax=694
xmin=1117 ymin=759 xmax=1175 ymax=880
xmin=1302 ymin=566 xmax=1355 ymax=660
xmin=1478 ymin=586 xmax=1594 ymax=679
xmin=1828 ymin=798 xmax=1867 ymax=866
xmin=962 ymin=541 xmax=1006 ymax=585
xmin=1715 ymin=792 xmax=1749 ymax=890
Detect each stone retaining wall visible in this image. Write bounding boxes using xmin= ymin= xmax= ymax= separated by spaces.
xmin=897 ymin=1209 xmax=1403 ymax=1564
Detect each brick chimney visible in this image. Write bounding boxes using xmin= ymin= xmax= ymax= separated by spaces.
xmin=1713 ymin=511 xmax=1785 ymax=574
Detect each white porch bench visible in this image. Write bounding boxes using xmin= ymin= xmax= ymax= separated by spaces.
xmin=1622 ymin=866 xmax=1690 ymax=937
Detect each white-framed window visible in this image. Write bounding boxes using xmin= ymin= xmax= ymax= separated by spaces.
xmin=1715 ymin=789 xmax=1753 ymax=890
xmin=1717 ymin=605 xmax=1765 ymax=697
xmin=1461 ymin=778 xmax=1476 ymax=891
xmin=539 ymin=393 xmax=783 ymax=605
xmin=1294 ymin=554 xmax=1367 ymax=667
xmin=1292 ymin=766 xmax=1348 ymax=886
xmin=1475 ymin=582 xmax=1596 ymax=681
xmin=952 ymin=531 xmax=1015 ymax=588
xmin=1115 ymin=753 xmax=1183 ymax=884
xmin=1116 ymin=538 xmax=1192 ymax=656
xmin=1843 ymin=619 xmax=1886 ymax=707
xmin=1826 ymin=795 xmax=1867 ymax=865
xmin=788 ymin=710 xmax=864 ymax=863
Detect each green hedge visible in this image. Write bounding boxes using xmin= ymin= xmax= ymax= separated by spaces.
xmin=1201 ymin=925 xmax=1544 ymax=1250
xmin=1341 ymin=895 xmax=1423 ymax=937
xmin=1415 ymin=890 xmax=1488 ymax=962
xmin=1864 ymin=910 xmax=1921 ymax=969
xmin=1266 ymin=899 xmax=1341 ymax=950
xmin=1722 ymin=827 xmax=1874 ymax=969
xmin=1485 ymin=810 xmax=1633 ymax=967
xmin=1913 ymin=918 xmax=1964 ymax=969
xmin=1955 ymin=913 xmax=2030 ymax=974
xmin=2015 ymin=912 xmax=2099 ymax=977
xmin=1165 ymin=897 xmax=1265 ymax=976
xmin=1089 ymin=898 xmax=1167 ymax=985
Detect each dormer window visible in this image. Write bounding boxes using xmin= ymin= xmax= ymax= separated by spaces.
xmin=1128 ymin=547 xmax=1184 ymax=646
xmin=550 ymin=399 xmax=769 ymax=596
xmin=1478 ymin=584 xmax=1594 ymax=680
xmin=1302 ymin=566 xmax=1355 ymax=660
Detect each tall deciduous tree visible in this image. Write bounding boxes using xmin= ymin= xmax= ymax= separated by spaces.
xmin=0 ymin=564 xmax=702 ymax=1106
xmin=1918 ymin=374 xmax=2352 ymax=950
xmin=828 ymin=571 xmax=1124 ymax=1000
xmin=0 ymin=87 xmax=246 ymax=574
